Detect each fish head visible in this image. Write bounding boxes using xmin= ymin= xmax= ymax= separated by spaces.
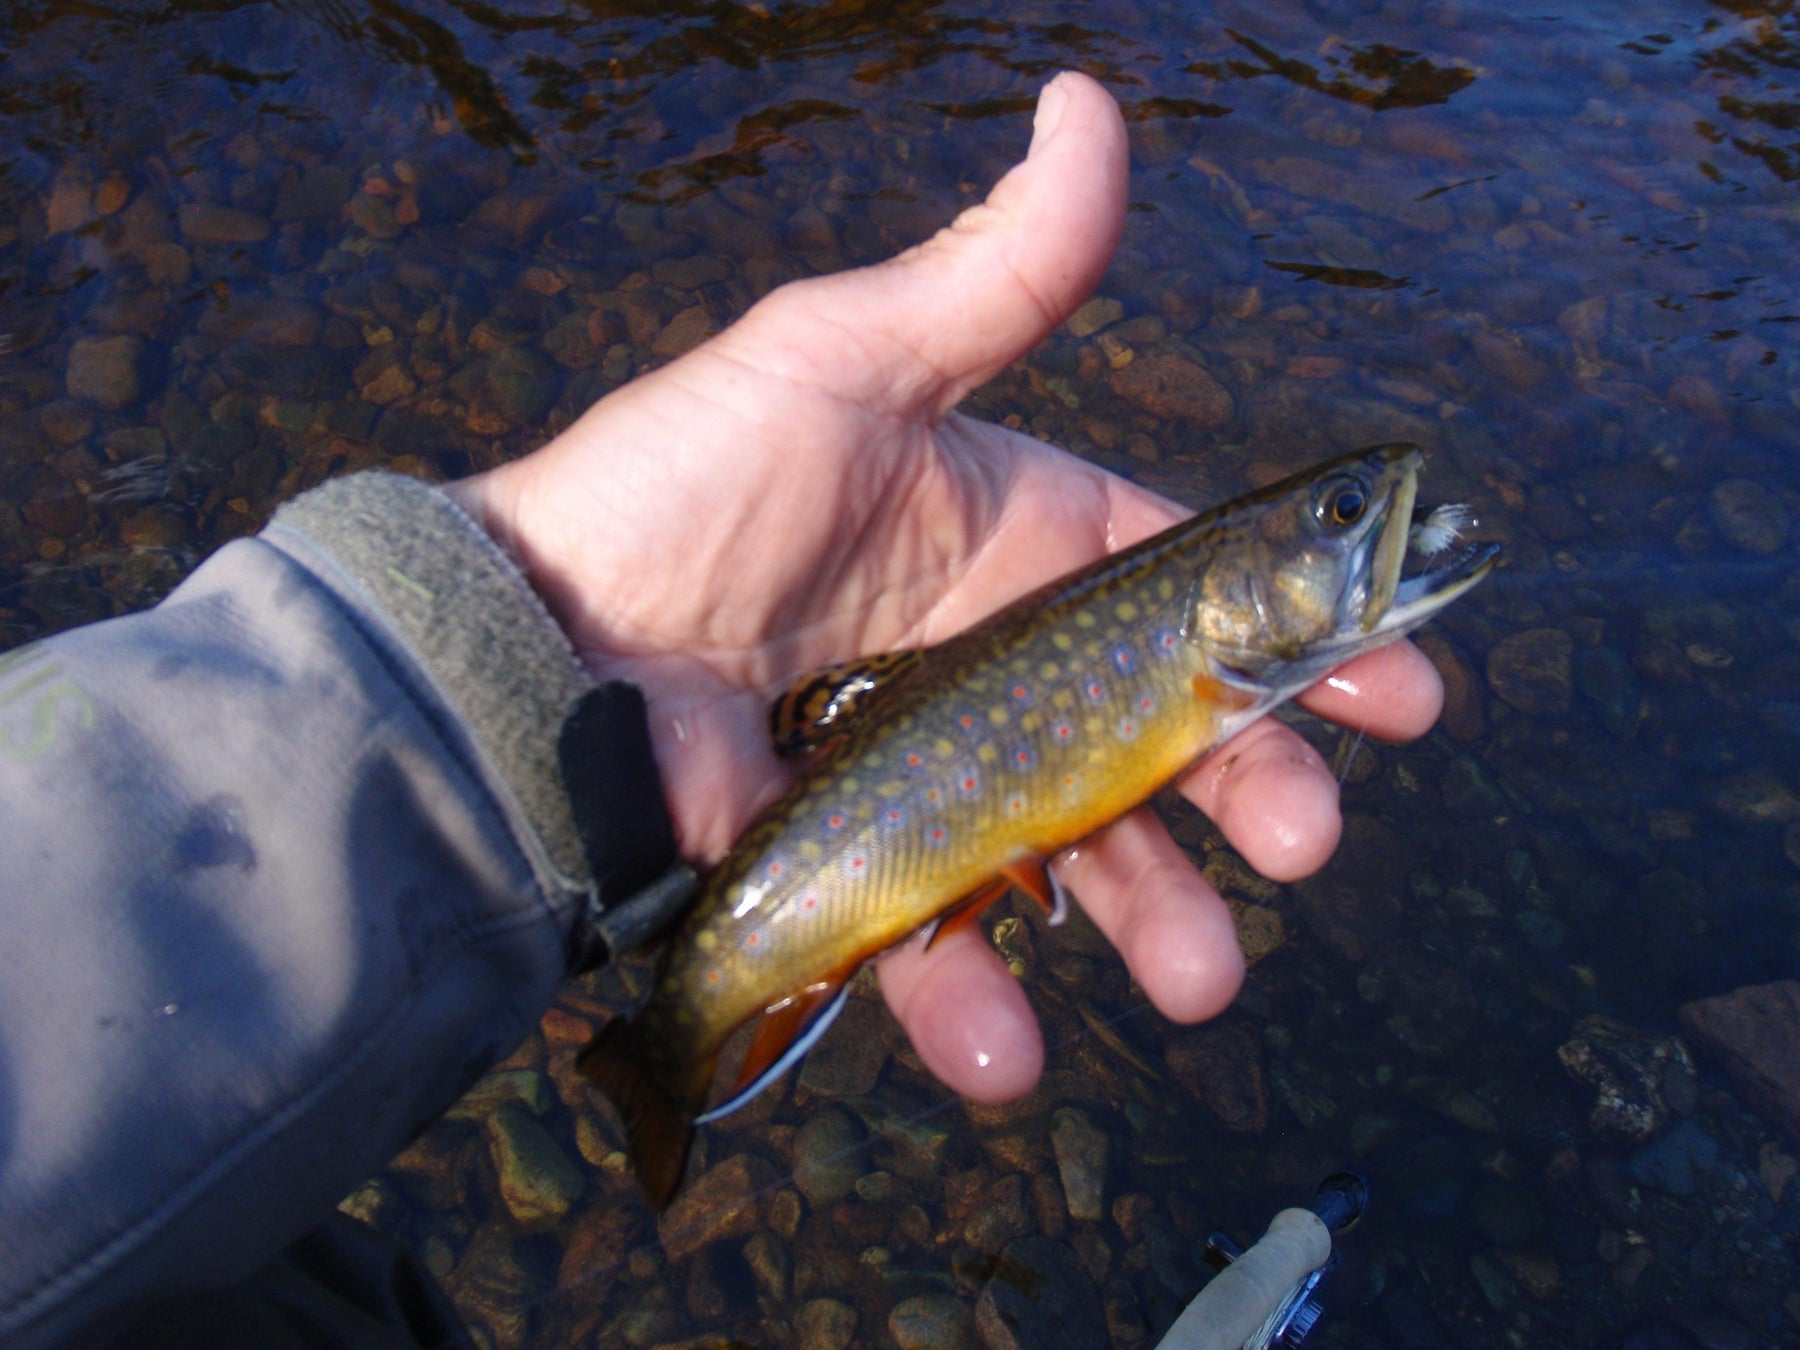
xmin=1186 ymin=443 xmax=1500 ymax=692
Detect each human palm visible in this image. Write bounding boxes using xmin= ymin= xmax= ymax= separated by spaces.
xmin=454 ymin=73 xmax=1444 ymax=1103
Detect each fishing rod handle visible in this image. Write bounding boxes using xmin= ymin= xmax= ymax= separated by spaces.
xmin=1153 ymin=1207 xmax=1332 ymax=1350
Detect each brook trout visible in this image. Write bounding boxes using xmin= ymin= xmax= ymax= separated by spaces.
xmin=582 ymin=444 xmax=1499 ymax=1203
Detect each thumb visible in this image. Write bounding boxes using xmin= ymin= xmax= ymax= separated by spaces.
xmin=727 ymin=72 xmax=1130 ymax=420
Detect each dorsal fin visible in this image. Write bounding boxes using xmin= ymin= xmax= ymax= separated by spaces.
xmin=768 ymin=649 xmax=925 ymax=757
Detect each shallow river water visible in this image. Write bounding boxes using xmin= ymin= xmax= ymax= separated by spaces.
xmin=4 ymin=0 xmax=1800 ymax=1347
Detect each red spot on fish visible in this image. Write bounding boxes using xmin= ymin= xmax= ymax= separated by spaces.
xmin=1053 ymin=720 xmax=1074 ymax=741
xmin=745 ymin=929 xmax=763 ymax=949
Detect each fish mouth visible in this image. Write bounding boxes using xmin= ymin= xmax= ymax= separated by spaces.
xmin=1352 ymin=447 xmax=1500 ymax=636
xmin=1364 ymin=518 xmax=1502 ymax=637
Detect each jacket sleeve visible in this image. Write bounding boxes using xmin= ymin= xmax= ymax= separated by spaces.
xmin=0 ymin=472 xmax=608 ymax=1350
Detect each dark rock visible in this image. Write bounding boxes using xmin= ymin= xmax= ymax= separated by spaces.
xmin=484 ymin=1101 xmax=583 ymax=1226
xmin=1294 ymin=814 xmax=1410 ymax=962
xmin=177 ymin=202 xmax=272 ymax=246
xmin=1574 ymin=644 xmax=1641 ymax=739
xmin=1357 ymin=941 xmax=1477 ymax=1056
xmin=1163 ymin=1021 xmax=1267 ymax=1133
xmin=799 ymin=995 xmax=897 ymax=1099
xmin=1417 ymin=633 xmax=1484 ymax=742
xmin=217 ymin=343 xmax=345 ymax=399
xmin=962 ymin=1173 xmax=1032 ymax=1255
xmin=196 ymin=296 xmax=324 ymax=347
xmin=791 ymin=1107 xmax=867 ymax=1207
xmin=1470 ymin=328 xmax=1550 ymax=390
xmin=1678 ymin=981 xmax=1800 ymax=1140
xmin=274 ymin=164 xmax=353 ymax=223
xmin=1108 ymin=352 xmax=1233 ymax=426
xmin=1708 ymin=479 xmax=1789 ymax=555
xmin=1468 ymin=1177 xmax=1545 ymax=1247
xmin=1048 ymin=1107 xmax=1108 ymax=1222
xmin=1557 ymin=1015 xmax=1696 ymax=1143
xmin=1630 ymin=1118 xmax=1720 ymax=1198
xmin=66 ymin=334 xmax=144 ymax=410
xmin=796 ymin=1297 xmax=857 ymax=1350
xmin=1487 ymin=628 xmax=1574 ymax=716
xmin=659 ymin=1154 xmax=776 ymax=1261
xmin=1706 ymin=770 xmax=1800 ymax=827
xmin=974 ymin=1235 xmax=1106 ymax=1350
xmin=484 ymin=344 xmax=558 ymax=427
xmin=890 ymin=1292 xmax=973 ymax=1350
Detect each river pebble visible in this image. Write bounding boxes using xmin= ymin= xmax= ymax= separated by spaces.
xmin=1678 ymin=981 xmax=1800 ymax=1140
xmin=65 ymin=334 xmax=144 ymax=409
xmin=1486 ymin=628 xmax=1574 ymax=716
xmin=1707 ymin=479 xmax=1789 ymax=555
xmin=484 ymin=1102 xmax=584 ymax=1226
xmin=974 ymin=1235 xmax=1106 ymax=1350
xmin=1048 ymin=1107 xmax=1108 ymax=1222
xmin=889 ymin=1293 xmax=972 ymax=1350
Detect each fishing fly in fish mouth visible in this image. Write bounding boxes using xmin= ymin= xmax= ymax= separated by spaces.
xmin=582 ymin=442 xmax=1499 ymax=1205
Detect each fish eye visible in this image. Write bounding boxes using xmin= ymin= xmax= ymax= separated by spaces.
xmin=1316 ymin=479 xmax=1368 ymax=529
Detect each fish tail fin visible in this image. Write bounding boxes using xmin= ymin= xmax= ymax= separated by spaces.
xmin=578 ymin=1019 xmax=709 ymax=1208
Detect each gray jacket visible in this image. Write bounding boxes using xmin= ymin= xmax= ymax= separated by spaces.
xmin=0 ymin=473 xmax=645 ymax=1349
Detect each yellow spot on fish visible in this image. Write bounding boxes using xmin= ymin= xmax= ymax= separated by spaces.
xmin=935 ymin=739 xmax=955 ymax=758
xmin=1019 ymin=711 xmax=1042 ymax=733
xmin=863 ymin=752 xmax=884 ymax=769
xmin=877 ymin=779 xmax=904 ymax=798
xmin=1052 ymin=690 xmax=1075 ymax=711
xmin=1039 ymin=662 xmax=1061 ymax=680
xmin=695 ymin=929 xmax=718 ymax=953
xmin=1115 ymin=601 xmax=1139 ymax=622
xmin=799 ymin=840 xmax=822 ymax=861
xmin=841 ymin=777 xmax=859 ymax=794
xmin=1076 ymin=611 xmax=1096 ymax=629
xmin=1052 ymin=633 xmax=1074 ymax=652
xmin=988 ymin=706 xmax=1009 ymax=726
xmin=660 ymin=975 xmax=682 ymax=995
xmin=977 ymin=743 xmax=998 ymax=764
xmin=1157 ymin=577 xmax=1175 ymax=601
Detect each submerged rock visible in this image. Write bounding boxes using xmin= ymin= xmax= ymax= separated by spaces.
xmin=1707 ymin=479 xmax=1789 ymax=555
xmin=1678 ymin=981 xmax=1800 ymax=1140
xmin=1048 ymin=1107 xmax=1109 ymax=1222
xmin=1556 ymin=1016 xmax=1696 ymax=1143
xmin=1487 ymin=628 xmax=1574 ymax=716
xmin=890 ymin=1293 xmax=973 ymax=1350
xmin=974 ymin=1236 xmax=1106 ymax=1350
xmin=1107 ymin=351 xmax=1233 ymax=426
xmin=66 ymin=334 xmax=144 ymax=410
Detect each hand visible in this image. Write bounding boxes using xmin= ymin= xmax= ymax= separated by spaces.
xmin=451 ymin=72 xmax=1444 ymax=1105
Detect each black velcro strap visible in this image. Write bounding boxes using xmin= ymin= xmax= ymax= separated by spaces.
xmin=557 ymin=682 xmax=696 ymax=967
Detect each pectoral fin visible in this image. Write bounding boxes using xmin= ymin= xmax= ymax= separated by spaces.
xmin=768 ymin=649 xmax=925 ymax=756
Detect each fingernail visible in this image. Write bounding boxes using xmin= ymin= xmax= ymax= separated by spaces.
xmin=1030 ymin=74 xmax=1070 ymax=154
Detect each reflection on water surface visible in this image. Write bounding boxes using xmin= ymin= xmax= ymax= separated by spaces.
xmin=3 ymin=0 xmax=1800 ymax=1346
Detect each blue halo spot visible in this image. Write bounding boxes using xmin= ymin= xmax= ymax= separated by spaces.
xmin=1136 ymin=690 xmax=1158 ymax=716
xmin=881 ymin=804 xmax=908 ymax=830
xmin=1083 ymin=677 xmax=1108 ymax=705
xmin=924 ymin=822 xmax=950 ymax=849
xmin=955 ymin=764 xmax=983 ymax=799
xmin=1008 ymin=680 xmax=1033 ymax=707
xmin=1009 ymin=743 xmax=1036 ymax=772
xmin=1110 ymin=643 xmax=1138 ymax=675
xmin=1116 ymin=717 xmax=1140 ymax=741
xmin=1152 ymin=627 xmax=1181 ymax=659
xmin=1052 ymin=719 xmax=1075 ymax=743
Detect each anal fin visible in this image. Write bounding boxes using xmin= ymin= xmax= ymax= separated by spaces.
xmin=1000 ymin=859 xmax=1071 ymax=927
xmin=697 ymin=971 xmax=855 ymax=1125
